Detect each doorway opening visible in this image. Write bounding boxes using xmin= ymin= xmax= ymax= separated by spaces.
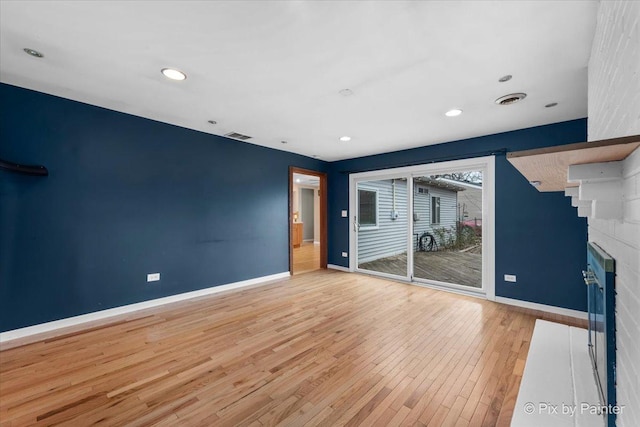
xmin=290 ymin=167 xmax=327 ymax=275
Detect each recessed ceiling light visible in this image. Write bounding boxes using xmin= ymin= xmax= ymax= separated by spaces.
xmin=445 ymin=109 xmax=463 ymax=117
xmin=545 ymin=102 xmax=558 ymax=108
xmin=296 ymin=178 xmax=301 ymax=183
xmin=23 ymin=48 xmax=44 ymax=58
xmin=495 ymin=93 xmax=527 ymax=105
xmin=340 ymin=136 xmax=351 ymax=142
xmin=207 ymin=120 xmax=217 ymax=125
xmin=339 ymin=89 xmax=354 ymax=96
xmin=161 ymin=68 xmax=187 ymax=81
xmin=498 ymin=75 xmax=512 ymax=82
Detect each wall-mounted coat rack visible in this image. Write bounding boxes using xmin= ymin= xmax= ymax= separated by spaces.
xmin=0 ymin=158 xmax=49 ymax=176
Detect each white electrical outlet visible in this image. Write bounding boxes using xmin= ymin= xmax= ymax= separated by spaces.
xmin=341 ymin=210 xmax=348 ymax=218
xmin=341 ymin=252 xmax=348 ymax=258
xmin=504 ymin=274 xmax=517 ymax=283
xmin=147 ymin=273 xmax=160 ymax=282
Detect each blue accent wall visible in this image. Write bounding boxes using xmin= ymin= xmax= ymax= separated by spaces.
xmin=327 ymin=119 xmax=589 ymax=311
xmin=0 ymin=83 xmax=325 ymax=332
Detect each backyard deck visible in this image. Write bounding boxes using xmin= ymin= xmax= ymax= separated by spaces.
xmin=358 ymin=249 xmax=482 ymax=288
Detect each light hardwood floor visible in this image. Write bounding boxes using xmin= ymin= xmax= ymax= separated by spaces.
xmin=292 ymin=242 xmax=320 ymax=275
xmin=0 ymin=271 xmax=585 ymax=426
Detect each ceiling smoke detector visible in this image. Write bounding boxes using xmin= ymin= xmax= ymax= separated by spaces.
xmin=498 ymin=75 xmax=512 ymax=83
xmin=495 ymin=93 xmax=527 ymax=105
xmin=224 ymin=132 xmax=252 ymax=141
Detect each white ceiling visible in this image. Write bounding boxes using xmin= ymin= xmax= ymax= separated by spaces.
xmin=0 ymin=1 xmax=598 ymax=161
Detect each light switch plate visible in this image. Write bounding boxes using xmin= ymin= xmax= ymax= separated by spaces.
xmin=341 ymin=210 xmax=348 ymax=218
xmin=341 ymin=252 xmax=348 ymax=258
xmin=504 ymin=274 xmax=517 ymax=283
xmin=147 ymin=273 xmax=160 ymax=282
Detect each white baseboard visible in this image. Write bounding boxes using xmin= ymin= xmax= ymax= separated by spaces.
xmin=0 ymin=271 xmax=290 ymax=347
xmin=495 ymin=296 xmax=588 ymax=320
xmin=327 ymin=264 xmax=351 ymax=272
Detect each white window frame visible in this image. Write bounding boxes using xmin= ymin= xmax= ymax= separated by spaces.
xmin=357 ymin=187 xmax=379 ymax=230
xmin=431 ymin=196 xmax=441 ymax=225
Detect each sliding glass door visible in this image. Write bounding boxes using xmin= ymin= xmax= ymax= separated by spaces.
xmin=356 ymin=178 xmax=408 ymax=279
xmin=412 ymin=171 xmax=483 ymax=290
xmin=350 ymin=157 xmax=494 ymax=297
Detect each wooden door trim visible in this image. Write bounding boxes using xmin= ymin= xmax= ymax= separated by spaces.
xmin=289 ymin=166 xmax=328 ymax=274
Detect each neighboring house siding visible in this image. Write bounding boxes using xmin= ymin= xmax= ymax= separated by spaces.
xmin=588 ymin=2 xmax=640 ymax=426
xmin=357 ymin=179 xmax=408 ymax=264
xmin=437 ymin=179 xmax=483 ymax=222
xmin=413 ymin=187 xmax=457 ymax=246
xmin=357 ymin=180 xmax=457 ymax=263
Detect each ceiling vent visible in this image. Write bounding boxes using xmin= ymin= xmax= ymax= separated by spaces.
xmin=224 ymin=132 xmax=252 ymax=141
xmin=495 ymin=93 xmax=527 ymax=105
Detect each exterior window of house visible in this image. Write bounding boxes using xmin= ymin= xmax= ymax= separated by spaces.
xmin=431 ymin=196 xmax=441 ymax=224
xmin=358 ymin=189 xmax=378 ymax=229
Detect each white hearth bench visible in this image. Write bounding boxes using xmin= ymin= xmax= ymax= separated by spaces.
xmin=512 ymin=319 xmax=603 ymax=427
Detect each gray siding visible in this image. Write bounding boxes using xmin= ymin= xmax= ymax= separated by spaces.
xmin=357 ymin=179 xmax=408 ymax=264
xmin=413 ymin=186 xmax=457 ymax=246
xmin=357 ymin=180 xmax=457 ymax=263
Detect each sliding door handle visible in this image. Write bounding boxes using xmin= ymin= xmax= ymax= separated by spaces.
xmin=582 ymin=270 xmax=597 ymax=286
